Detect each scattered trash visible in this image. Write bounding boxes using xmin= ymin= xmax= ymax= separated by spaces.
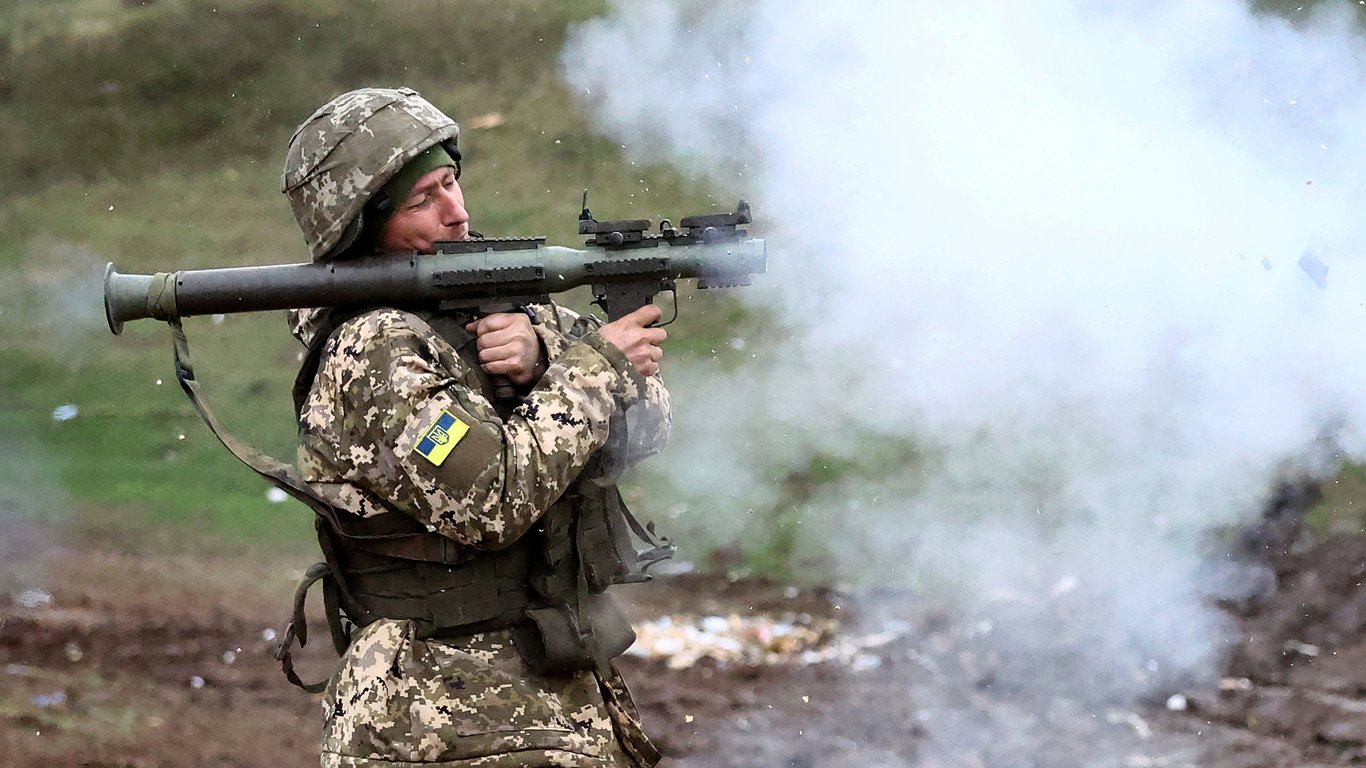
xmin=627 ymin=613 xmax=906 ymax=670
xmin=5 ymin=664 xmax=31 ymax=676
xmin=261 ymin=628 xmax=278 ymax=642
xmin=1165 ymin=693 xmax=1188 ymax=712
xmin=51 ymin=404 xmax=79 ymax=422
xmin=222 ymin=650 xmax=238 ymax=665
xmin=63 ymin=642 xmax=84 ymax=663
xmin=212 ymin=314 xmax=226 ymax=325
xmin=266 ymin=487 xmax=288 ymax=504
xmin=16 ymin=587 xmax=54 ymax=609
xmin=1219 ymin=677 xmax=1253 ymax=692
xmin=190 ymin=676 xmax=206 ymax=689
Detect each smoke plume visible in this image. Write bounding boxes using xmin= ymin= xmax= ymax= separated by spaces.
xmin=564 ymin=0 xmax=1366 ymax=760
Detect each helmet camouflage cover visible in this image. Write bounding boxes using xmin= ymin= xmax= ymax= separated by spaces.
xmin=282 ymin=87 xmax=460 ymax=262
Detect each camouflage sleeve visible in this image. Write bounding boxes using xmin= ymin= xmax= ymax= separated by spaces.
xmin=313 ymin=308 xmax=644 ymax=550
xmin=530 ymin=302 xmax=672 ymax=465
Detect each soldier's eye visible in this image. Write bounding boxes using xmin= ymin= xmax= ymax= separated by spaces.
xmin=399 ymin=193 xmax=433 ymax=212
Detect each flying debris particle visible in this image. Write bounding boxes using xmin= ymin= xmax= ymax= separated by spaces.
xmin=1297 ymin=251 xmax=1329 ymax=289
xmin=51 ymin=404 xmax=78 ymax=422
xmin=1283 ymin=639 xmax=1321 ymax=657
xmin=31 ymin=691 xmax=66 ymax=708
xmin=849 ymin=654 xmax=882 ymax=672
xmin=1165 ymin=693 xmax=1188 ymax=712
xmin=466 ymin=113 xmax=505 ymax=130
xmin=266 ymin=487 xmax=288 ymax=504
xmin=1049 ymin=574 xmax=1079 ymax=599
xmin=1105 ymin=710 xmax=1153 ymax=739
xmin=16 ymin=588 xmax=53 ymax=609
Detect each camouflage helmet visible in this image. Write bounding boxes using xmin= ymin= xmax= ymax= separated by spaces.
xmin=282 ymin=87 xmax=460 ymax=262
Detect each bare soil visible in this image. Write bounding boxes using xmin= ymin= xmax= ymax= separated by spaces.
xmin=1 ymin=523 xmax=1363 ymax=768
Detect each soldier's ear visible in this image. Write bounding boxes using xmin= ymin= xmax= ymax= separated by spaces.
xmin=443 ymin=140 xmax=463 ymax=181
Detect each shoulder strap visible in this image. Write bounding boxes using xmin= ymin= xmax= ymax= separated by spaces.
xmin=169 ymin=317 xmax=326 ymax=513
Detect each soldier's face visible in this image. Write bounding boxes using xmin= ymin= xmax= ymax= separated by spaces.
xmin=379 ymin=166 xmax=470 ymax=254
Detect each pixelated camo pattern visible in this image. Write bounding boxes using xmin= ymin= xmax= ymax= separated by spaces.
xmin=292 ymin=303 xmax=669 ymax=546
xmin=293 ymin=303 xmax=669 ymax=766
xmin=282 ymin=87 xmax=460 ymax=260
xmin=320 ymin=621 xmax=643 ymax=768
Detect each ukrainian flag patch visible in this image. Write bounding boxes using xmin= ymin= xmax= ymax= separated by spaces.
xmin=414 ymin=410 xmax=469 ymax=467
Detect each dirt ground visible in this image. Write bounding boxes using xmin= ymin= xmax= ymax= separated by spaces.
xmin=1 ymin=520 xmax=1363 ymax=768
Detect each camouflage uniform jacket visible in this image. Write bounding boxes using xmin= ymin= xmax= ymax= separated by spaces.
xmin=289 ymin=301 xmax=671 ymax=768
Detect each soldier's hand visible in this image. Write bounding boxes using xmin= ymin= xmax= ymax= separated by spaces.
xmin=599 ymin=305 xmax=667 ymax=378
xmin=465 ymin=312 xmax=545 ymax=386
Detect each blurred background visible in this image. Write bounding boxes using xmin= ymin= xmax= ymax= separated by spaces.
xmin=3 ymin=1 xmax=1365 ymax=766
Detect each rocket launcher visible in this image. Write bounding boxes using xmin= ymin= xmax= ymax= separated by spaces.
xmin=104 ymin=198 xmax=765 ymax=333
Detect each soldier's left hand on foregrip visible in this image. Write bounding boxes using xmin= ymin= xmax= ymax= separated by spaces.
xmin=599 ymin=305 xmax=667 ymax=378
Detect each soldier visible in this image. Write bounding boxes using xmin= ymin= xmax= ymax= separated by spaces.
xmin=279 ymin=87 xmax=672 ymax=767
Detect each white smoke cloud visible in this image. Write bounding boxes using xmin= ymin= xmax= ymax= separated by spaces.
xmin=564 ymin=0 xmax=1366 ymax=751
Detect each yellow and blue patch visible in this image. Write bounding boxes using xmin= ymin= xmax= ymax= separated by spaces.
xmin=413 ymin=410 xmax=469 ymax=467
